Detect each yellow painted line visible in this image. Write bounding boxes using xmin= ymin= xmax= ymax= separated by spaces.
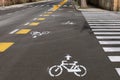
xmin=0 ymin=42 xmax=14 ymax=52
xmin=16 ymin=29 xmax=31 ymax=34
xmin=43 ymin=15 xmax=49 ymax=16
xmin=29 ymin=22 xmax=40 ymax=26
xmin=38 ymin=18 xmax=46 ymax=21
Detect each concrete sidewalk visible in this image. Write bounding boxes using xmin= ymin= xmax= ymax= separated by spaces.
xmin=0 ymin=0 xmax=52 ymax=10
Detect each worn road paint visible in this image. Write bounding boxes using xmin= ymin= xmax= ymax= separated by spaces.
xmin=0 ymin=42 xmax=14 ymax=52
xmin=16 ymin=29 xmax=31 ymax=34
xmin=29 ymin=22 xmax=39 ymax=26
xmin=9 ymin=29 xmax=19 ymax=34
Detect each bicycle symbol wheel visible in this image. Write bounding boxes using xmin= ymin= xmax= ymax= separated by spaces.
xmin=74 ymin=65 xmax=87 ymax=77
xmin=49 ymin=65 xmax=63 ymax=77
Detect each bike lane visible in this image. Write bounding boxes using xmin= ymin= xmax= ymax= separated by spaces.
xmin=0 ymin=1 xmax=119 ymax=80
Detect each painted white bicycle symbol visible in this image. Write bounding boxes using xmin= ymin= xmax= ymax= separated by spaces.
xmin=48 ymin=55 xmax=87 ymax=77
xmin=30 ymin=31 xmax=50 ymax=38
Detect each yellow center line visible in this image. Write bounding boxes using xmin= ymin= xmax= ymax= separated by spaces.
xmin=29 ymin=22 xmax=40 ymax=26
xmin=16 ymin=29 xmax=31 ymax=34
xmin=38 ymin=18 xmax=46 ymax=21
xmin=0 ymin=42 xmax=14 ymax=53
xmin=43 ymin=15 xmax=49 ymax=16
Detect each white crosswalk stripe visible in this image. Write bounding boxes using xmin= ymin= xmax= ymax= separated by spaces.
xmin=115 ymin=68 xmax=120 ymax=76
xmin=94 ymin=32 xmax=120 ymax=35
xmin=108 ymin=56 xmax=120 ymax=62
xmin=99 ymin=41 xmax=120 ymax=45
xmin=82 ymin=10 xmax=120 ymax=77
xmin=92 ymin=29 xmax=120 ymax=31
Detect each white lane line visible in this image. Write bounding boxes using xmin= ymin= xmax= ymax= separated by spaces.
xmin=108 ymin=56 xmax=120 ymax=62
xmin=92 ymin=29 xmax=120 ymax=31
xmin=103 ymin=47 xmax=120 ymax=52
xmin=90 ymin=24 xmax=120 ymax=26
xmin=96 ymin=36 xmax=120 ymax=39
xmin=9 ymin=29 xmax=19 ymax=34
xmin=41 ymin=5 xmax=44 ymax=6
xmin=115 ymin=68 xmax=120 ymax=76
xmin=24 ymin=22 xmax=30 ymax=26
xmin=90 ymin=26 xmax=120 ymax=29
xmin=33 ymin=18 xmax=37 ymax=21
xmin=39 ymin=15 xmax=43 ymax=16
xmin=94 ymin=32 xmax=120 ymax=35
xmin=99 ymin=41 xmax=120 ymax=45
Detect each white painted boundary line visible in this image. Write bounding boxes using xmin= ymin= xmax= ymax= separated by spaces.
xmin=92 ymin=29 xmax=120 ymax=31
xmin=108 ymin=56 xmax=120 ymax=62
xmin=94 ymin=32 xmax=120 ymax=35
xmin=9 ymin=29 xmax=19 ymax=34
xmin=96 ymin=36 xmax=120 ymax=39
xmin=99 ymin=41 xmax=120 ymax=45
xmin=115 ymin=68 xmax=120 ymax=76
xmin=103 ymin=47 xmax=120 ymax=52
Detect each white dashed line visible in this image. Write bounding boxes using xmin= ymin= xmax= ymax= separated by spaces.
xmin=9 ymin=29 xmax=19 ymax=34
xmin=24 ymin=22 xmax=30 ymax=26
xmin=33 ymin=18 xmax=37 ymax=21
xmin=39 ymin=15 xmax=43 ymax=16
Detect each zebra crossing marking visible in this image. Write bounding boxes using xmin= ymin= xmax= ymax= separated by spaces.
xmin=82 ymin=10 xmax=120 ymax=77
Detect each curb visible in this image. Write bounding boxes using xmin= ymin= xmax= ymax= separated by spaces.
xmin=0 ymin=0 xmax=53 ymax=10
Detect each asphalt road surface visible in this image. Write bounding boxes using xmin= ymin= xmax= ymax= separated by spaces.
xmin=0 ymin=0 xmax=119 ymax=80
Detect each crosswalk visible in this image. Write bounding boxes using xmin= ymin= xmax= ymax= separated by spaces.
xmin=82 ymin=10 xmax=120 ymax=77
